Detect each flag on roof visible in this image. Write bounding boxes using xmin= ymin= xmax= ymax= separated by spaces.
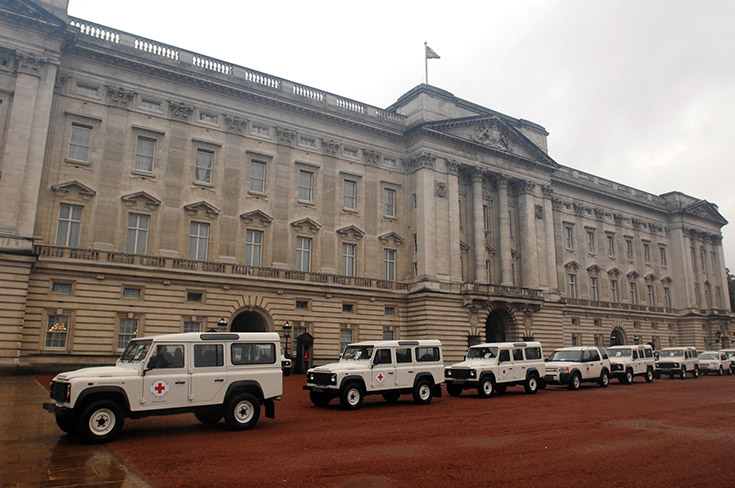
xmin=425 ymin=45 xmax=440 ymax=59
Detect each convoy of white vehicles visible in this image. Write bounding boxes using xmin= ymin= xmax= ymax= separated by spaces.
xmin=42 ymin=332 xmax=734 ymax=444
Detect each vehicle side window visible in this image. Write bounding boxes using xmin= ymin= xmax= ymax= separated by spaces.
xmin=513 ymin=349 xmax=524 ymax=361
xmin=150 ymin=344 xmax=184 ymax=369
xmin=581 ymin=350 xmax=592 ymax=362
xmin=633 ymin=350 xmax=639 ymax=360
xmin=525 ymin=347 xmax=542 ymax=360
xmin=599 ymin=347 xmax=609 ymax=360
xmin=374 ymin=349 xmax=392 ymax=365
xmin=231 ymin=343 xmax=276 ymax=365
xmin=499 ymin=349 xmax=511 ymax=362
xmin=396 ymin=348 xmax=412 ymax=363
xmin=644 ymin=349 xmax=653 ymax=358
xmin=194 ymin=344 xmax=223 ymax=367
xmin=416 ymin=346 xmax=440 ymax=362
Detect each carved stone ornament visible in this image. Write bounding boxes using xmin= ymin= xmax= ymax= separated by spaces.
xmin=15 ymin=51 xmax=46 ymax=76
xmin=239 ymin=210 xmax=273 ymax=226
xmin=224 ymin=114 xmax=247 ymax=134
xmin=121 ymin=191 xmax=161 ymax=210
xmin=534 ymin=204 xmax=544 ymax=220
xmin=378 ymin=232 xmax=404 ymax=247
xmin=434 ymin=181 xmax=447 ymax=198
xmin=631 ymin=218 xmax=642 ymax=229
xmin=521 ymin=180 xmax=536 ymax=195
xmin=363 ymin=149 xmax=381 ymax=165
xmin=291 ymin=218 xmax=321 ymax=234
xmin=51 ymin=180 xmax=96 ymax=200
xmin=276 ymin=127 xmax=297 ymax=146
xmin=469 ymin=120 xmax=513 ymax=152
xmin=54 ymin=74 xmax=70 ymax=90
xmin=402 ymin=151 xmax=437 ymax=173
xmin=649 ymin=223 xmax=662 ymax=234
xmin=445 ymin=159 xmax=460 ymax=175
xmin=322 ymin=138 xmax=340 ymax=156
xmin=169 ymin=101 xmax=195 ymax=121
xmin=613 ymin=214 xmax=624 ymax=225
xmin=336 ymin=225 xmax=365 ymax=240
xmin=542 ymin=185 xmax=553 ymax=198
xmin=183 ymin=201 xmax=220 ymax=218
xmin=594 ymin=208 xmax=605 ymax=220
xmin=573 ymin=203 xmax=585 ymax=215
xmin=106 ymin=86 xmax=137 ymax=108
xmin=552 ymin=197 xmax=563 ymax=210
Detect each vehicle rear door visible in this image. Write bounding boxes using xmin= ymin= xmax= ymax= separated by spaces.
xmin=190 ymin=342 xmax=227 ymax=404
xmin=512 ymin=348 xmax=526 ymax=382
xmin=394 ymin=347 xmax=414 ymax=387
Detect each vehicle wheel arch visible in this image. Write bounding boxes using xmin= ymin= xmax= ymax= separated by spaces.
xmin=339 ymin=375 xmax=367 ymax=391
xmin=76 ymin=387 xmax=130 ymax=416
xmin=412 ymin=372 xmax=435 ymax=388
xmin=225 ymin=380 xmax=264 ymax=403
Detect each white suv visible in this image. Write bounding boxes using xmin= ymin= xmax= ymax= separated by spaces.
xmin=303 ymin=340 xmax=444 ymax=409
xmin=698 ymin=351 xmax=731 ymax=376
xmin=444 ymin=341 xmax=545 ymax=397
xmin=655 ymin=346 xmax=699 ymax=379
xmin=719 ymin=349 xmax=735 ymax=374
xmin=544 ymin=346 xmax=611 ymax=390
xmin=43 ymin=332 xmax=283 ymax=443
xmin=607 ymin=344 xmax=655 ymax=384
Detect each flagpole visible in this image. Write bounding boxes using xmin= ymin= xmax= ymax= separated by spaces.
xmin=424 ymin=41 xmax=428 ymax=84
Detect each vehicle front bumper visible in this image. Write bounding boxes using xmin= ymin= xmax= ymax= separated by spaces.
xmin=302 ymin=384 xmax=338 ymax=393
xmin=42 ymin=402 xmax=72 ymax=415
xmin=543 ymin=372 xmax=572 ymax=385
xmin=444 ymin=379 xmax=479 ymax=388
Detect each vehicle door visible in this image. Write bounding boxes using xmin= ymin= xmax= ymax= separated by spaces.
xmin=190 ymin=342 xmax=227 ymax=405
xmin=497 ymin=348 xmax=513 ymax=383
xmin=394 ymin=347 xmax=414 ymax=387
xmin=371 ymin=348 xmax=396 ymax=390
xmin=631 ymin=349 xmax=641 ymax=375
xmin=512 ymin=348 xmax=526 ymax=382
xmin=581 ymin=349 xmax=601 ymax=379
xmin=142 ymin=343 xmax=189 ymax=409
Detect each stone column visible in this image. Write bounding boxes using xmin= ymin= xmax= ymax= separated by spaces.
xmin=405 ymin=152 xmax=438 ymax=280
xmin=713 ymin=235 xmax=730 ymax=311
xmin=496 ymin=175 xmax=512 ymax=286
xmin=446 ymin=160 xmax=462 ymax=283
xmin=471 ymin=168 xmax=486 ymax=283
xmin=542 ymin=186 xmax=559 ymax=291
xmin=518 ymin=180 xmax=539 ymax=289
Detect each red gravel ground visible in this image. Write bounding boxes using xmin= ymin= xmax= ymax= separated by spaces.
xmin=43 ymin=374 xmax=735 ymax=487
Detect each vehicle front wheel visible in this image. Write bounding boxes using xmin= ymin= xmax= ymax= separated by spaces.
xmin=446 ymin=383 xmax=463 ymax=397
xmin=599 ymin=370 xmax=610 ymax=388
xmin=568 ymin=373 xmax=581 ymax=391
xmin=55 ymin=414 xmax=76 ymax=434
xmin=645 ymin=368 xmax=654 ymax=383
xmin=340 ymin=384 xmax=364 ymax=410
xmin=718 ymin=366 xmax=724 ymax=376
xmin=382 ymin=391 xmax=401 ymax=403
xmin=310 ymin=391 xmax=332 ymax=407
xmin=624 ymin=369 xmax=634 ymax=385
xmin=679 ymin=368 xmax=687 ymax=379
xmin=194 ymin=407 xmax=223 ymax=424
xmin=412 ymin=380 xmax=434 ymax=405
xmin=224 ymin=393 xmax=260 ymax=430
xmin=76 ymin=400 xmax=124 ymax=444
xmin=478 ymin=377 xmax=495 ymax=398
xmin=693 ymin=368 xmax=699 ymax=379
xmin=524 ymin=374 xmax=539 ymax=394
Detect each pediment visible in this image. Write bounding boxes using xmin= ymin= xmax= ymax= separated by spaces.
xmin=51 ymin=180 xmax=96 ymax=200
xmin=459 ymin=240 xmax=469 ymax=252
xmin=380 ymin=232 xmax=405 ymax=247
xmin=587 ymin=264 xmax=602 ymax=274
xmin=644 ymin=273 xmax=658 ymax=282
xmin=240 ymin=210 xmax=273 ymax=226
xmin=121 ymin=191 xmax=161 ymax=209
xmin=607 ymin=267 xmax=622 ymax=277
xmin=564 ymin=260 xmax=581 ymax=271
xmin=5 ymin=0 xmax=67 ymax=28
xmin=336 ymin=225 xmax=365 ymax=240
xmin=626 ymin=270 xmax=640 ymax=280
xmin=684 ymin=200 xmax=728 ymax=225
xmin=661 ymin=276 xmax=673 ymax=284
xmin=291 ymin=218 xmax=321 ymax=233
xmin=184 ymin=201 xmax=220 ymax=218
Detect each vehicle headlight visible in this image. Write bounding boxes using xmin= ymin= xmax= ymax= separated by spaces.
xmin=445 ymin=368 xmax=452 ymax=377
xmin=331 ymin=374 xmax=337 ymax=384
xmin=469 ymin=369 xmax=476 ymax=378
xmin=673 ymin=362 xmax=679 ymax=368
xmin=308 ymin=373 xmax=314 ymax=382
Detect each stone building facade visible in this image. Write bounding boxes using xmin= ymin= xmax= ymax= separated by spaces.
xmin=1 ymin=0 xmax=733 ymax=368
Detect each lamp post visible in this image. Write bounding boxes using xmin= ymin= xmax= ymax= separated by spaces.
xmin=218 ymin=317 xmax=227 ymax=331
xmin=283 ymin=321 xmax=292 ymax=358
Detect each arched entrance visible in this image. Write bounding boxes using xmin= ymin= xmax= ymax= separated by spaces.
xmin=230 ymin=309 xmax=271 ymax=332
xmin=485 ymin=309 xmax=514 ymax=342
xmin=610 ymin=327 xmax=626 ymax=346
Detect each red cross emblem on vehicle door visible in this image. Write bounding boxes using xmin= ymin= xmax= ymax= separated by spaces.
xmin=586 ymin=366 xmax=590 ymax=372
xmin=150 ymin=379 xmax=169 ymax=398
xmin=376 ymin=372 xmax=385 ymax=382
xmin=501 ymin=368 xmax=507 ymax=376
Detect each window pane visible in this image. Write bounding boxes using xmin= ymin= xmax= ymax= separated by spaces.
xmin=245 ymin=230 xmax=263 ymax=266
xmin=344 ymin=180 xmax=356 ymax=209
xmin=250 ymin=161 xmax=266 ymax=192
xmin=195 ymin=150 xmax=213 ymax=183
xmin=45 ymin=315 xmax=69 ymax=348
xmin=299 ymin=171 xmax=313 ymax=201
xmin=135 ymin=137 xmax=155 ymax=172
xmin=69 ymin=125 xmax=91 ymax=161
xmin=117 ymin=318 xmax=138 ymax=349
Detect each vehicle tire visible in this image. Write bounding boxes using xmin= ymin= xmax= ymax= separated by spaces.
xmin=340 ymin=383 xmax=364 ymax=410
xmin=224 ymin=393 xmax=260 ymax=430
xmin=653 ymin=371 xmax=661 ymax=379
xmin=624 ymin=369 xmax=634 ymax=385
xmin=568 ymin=373 xmax=581 ymax=391
xmin=538 ymin=378 xmax=547 ymax=390
xmin=679 ymin=368 xmax=686 ymax=379
xmin=412 ymin=379 xmax=434 ymax=405
xmin=194 ymin=407 xmax=223 ymax=425
xmin=645 ymin=367 xmax=654 ymax=383
xmin=382 ymin=391 xmax=401 ymax=403
xmin=446 ymin=383 xmax=463 ymax=397
xmin=693 ymin=367 xmax=699 ymax=379
xmin=729 ymin=368 xmax=733 ymax=376
xmin=718 ymin=366 xmax=724 ymax=376
xmin=309 ymin=391 xmax=332 ymax=407
xmin=668 ymin=374 xmax=674 ymax=379
xmin=598 ymin=369 xmax=610 ymax=388
xmin=76 ymin=400 xmax=124 ymax=444
xmin=495 ymin=384 xmax=508 ymax=393
xmin=478 ymin=377 xmax=495 ymax=398
xmin=55 ymin=414 xmax=76 ymax=434
xmin=524 ymin=374 xmax=539 ymax=394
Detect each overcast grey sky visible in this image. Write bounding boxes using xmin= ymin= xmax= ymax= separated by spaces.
xmin=67 ymin=0 xmax=735 ymax=270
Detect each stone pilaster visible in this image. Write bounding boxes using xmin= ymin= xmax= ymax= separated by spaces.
xmin=446 ymin=160 xmax=462 ymax=282
xmin=495 ymin=174 xmax=512 ymax=286
xmin=542 ymin=186 xmax=558 ymax=291
xmin=471 ymin=168 xmax=486 ymax=283
xmin=518 ymin=180 xmax=539 ymax=289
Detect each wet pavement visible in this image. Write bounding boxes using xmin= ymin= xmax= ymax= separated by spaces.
xmin=0 ymin=374 xmax=149 ymax=488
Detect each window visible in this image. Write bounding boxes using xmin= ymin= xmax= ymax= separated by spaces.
xmin=590 ymin=277 xmax=599 ymax=301
xmin=611 ymin=279 xmax=619 ymax=302
xmin=200 ymin=113 xmax=217 ymax=124
xmin=68 ymin=124 xmax=91 ymax=162
xmin=499 ymin=349 xmax=511 ymax=362
xmin=135 ymin=136 xmax=156 ymax=172
xmin=384 ymin=188 xmax=396 ymax=217
xmin=564 ymin=225 xmax=574 ymax=250
xmin=485 ymin=260 xmax=491 ymax=283
xmin=660 ymin=246 xmax=668 ymax=267
xmin=45 ymin=315 xmax=69 ymax=349
xmin=343 ymin=148 xmax=358 ymax=158
xmin=52 ymin=282 xmax=72 ymax=294
xmin=245 ymin=230 xmax=263 ymax=266
xmin=56 ymin=204 xmax=82 ymax=247
xmin=186 ymin=292 xmax=203 ymax=303
xmin=571 ymin=333 xmax=579 ymax=346
xmin=629 ymin=282 xmax=637 ymax=304
xmin=339 ymin=328 xmax=353 ymax=354
xmin=296 ymin=300 xmax=309 ymax=310
xmin=625 ymin=239 xmax=634 ymax=260
xmin=384 ymin=158 xmax=397 ymax=168
xmin=643 ymin=243 xmax=651 ymax=263
xmin=251 ymin=125 xmax=269 ymax=136
xmin=594 ymin=319 xmax=601 ymax=327
xmin=412 ymin=194 xmax=417 ymax=209
xmin=183 ymin=320 xmax=201 ymax=333
xmin=607 ymin=235 xmax=615 ymax=257
xmin=125 ymin=213 xmax=149 ymax=254
xmin=690 ymin=247 xmax=697 ymax=272
xmin=567 ymin=274 xmax=576 ymax=298
xmin=342 ymin=243 xmax=356 ymax=276
xmin=513 ymin=349 xmax=524 ymax=361
xmin=525 ymin=347 xmax=542 ymax=360
xmin=123 ymin=287 xmax=141 ymax=299
xmin=416 ymin=346 xmax=440 ymax=362
xmin=384 ymin=249 xmax=396 ymax=281
xmin=483 ymin=205 xmax=489 ymax=231
xmin=230 ymin=343 xmax=276 ymax=364
xmin=195 ymin=149 xmax=213 ymax=184
xmin=647 ymin=285 xmax=655 ymax=306
xmin=587 ymin=230 xmax=595 ymax=253
xmin=117 ymin=318 xmax=138 ymax=349
xmin=298 ymin=170 xmax=313 ymax=201
xmin=296 ymin=236 xmax=312 ymax=272
xmin=343 ymin=180 xmax=357 ymax=209
xmin=700 ymin=250 xmax=707 ymax=273
xmin=396 ymin=347 xmax=411 ymax=362
xmin=188 ymin=222 xmax=209 ymax=261
xmin=76 ymin=84 xmax=98 ymax=96
xmin=292 ymin=326 xmax=307 ymax=351
xmin=385 ymin=307 xmax=395 ymax=316
xmin=383 ymin=329 xmax=395 ymax=341
xmin=194 ymin=344 xmax=223 ymax=367
xmin=141 ymin=99 xmax=160 ymax=111
xmin=633 ymin=321 xmax=640 ymax=329
xmin=413 ymin=234 xmax=418 ymax=253
xmin=342 ymin=303 xmax=354 ymax=313
xmin=249 ymin=161 xmax=266 ymax=193
xmin=299 ymin=136 xmax=315 ymax=147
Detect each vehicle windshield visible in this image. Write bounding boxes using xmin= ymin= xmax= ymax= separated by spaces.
xmin=608 ymin=348 xmax=632 ymax=358
xmin=467 ymin=347 xmax=498 ymax=360
xmin=120 ymin=340 xmax=152 ymax=362
xmin=659 ymin=350 xmax=684 ymax=358
xmin=342 ymin=345 xmax=374 ymax=361
xmin=699 ymin=353 xmax=718 ymax=360
xmin=548 ymin=350 xmax=583 ymax=362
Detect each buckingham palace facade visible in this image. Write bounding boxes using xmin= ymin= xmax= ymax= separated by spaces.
xmin=1 ymin=0 xmax=733 ymax=368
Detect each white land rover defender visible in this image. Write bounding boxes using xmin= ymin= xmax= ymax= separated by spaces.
xmin=544 ymin=346 xmax=611 ymax=390
xmin=303 ymin=340 xmax=444 ymax=409
xmin=655 ymin=346 xmax=699 ymax=379
xmin=607 ymin=344 xmax=655 ymax=384
xmin=43 ymin=332 xmax=283 ymax=443
xmin=444 ymin=341 xmax=545 ymax=397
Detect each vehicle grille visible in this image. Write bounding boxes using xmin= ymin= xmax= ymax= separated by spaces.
xmin=449 ymin=368 xmax=473 ymax=380
xmin=310 ymin=372 xmax=334 ymax=386
xmin=611 ymin=364 xmax=623 ymax=371
xmin=50 ymin=381 xmax=69 ymax=403
xmin=657 ymin=362 xmax=677 ymax=369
